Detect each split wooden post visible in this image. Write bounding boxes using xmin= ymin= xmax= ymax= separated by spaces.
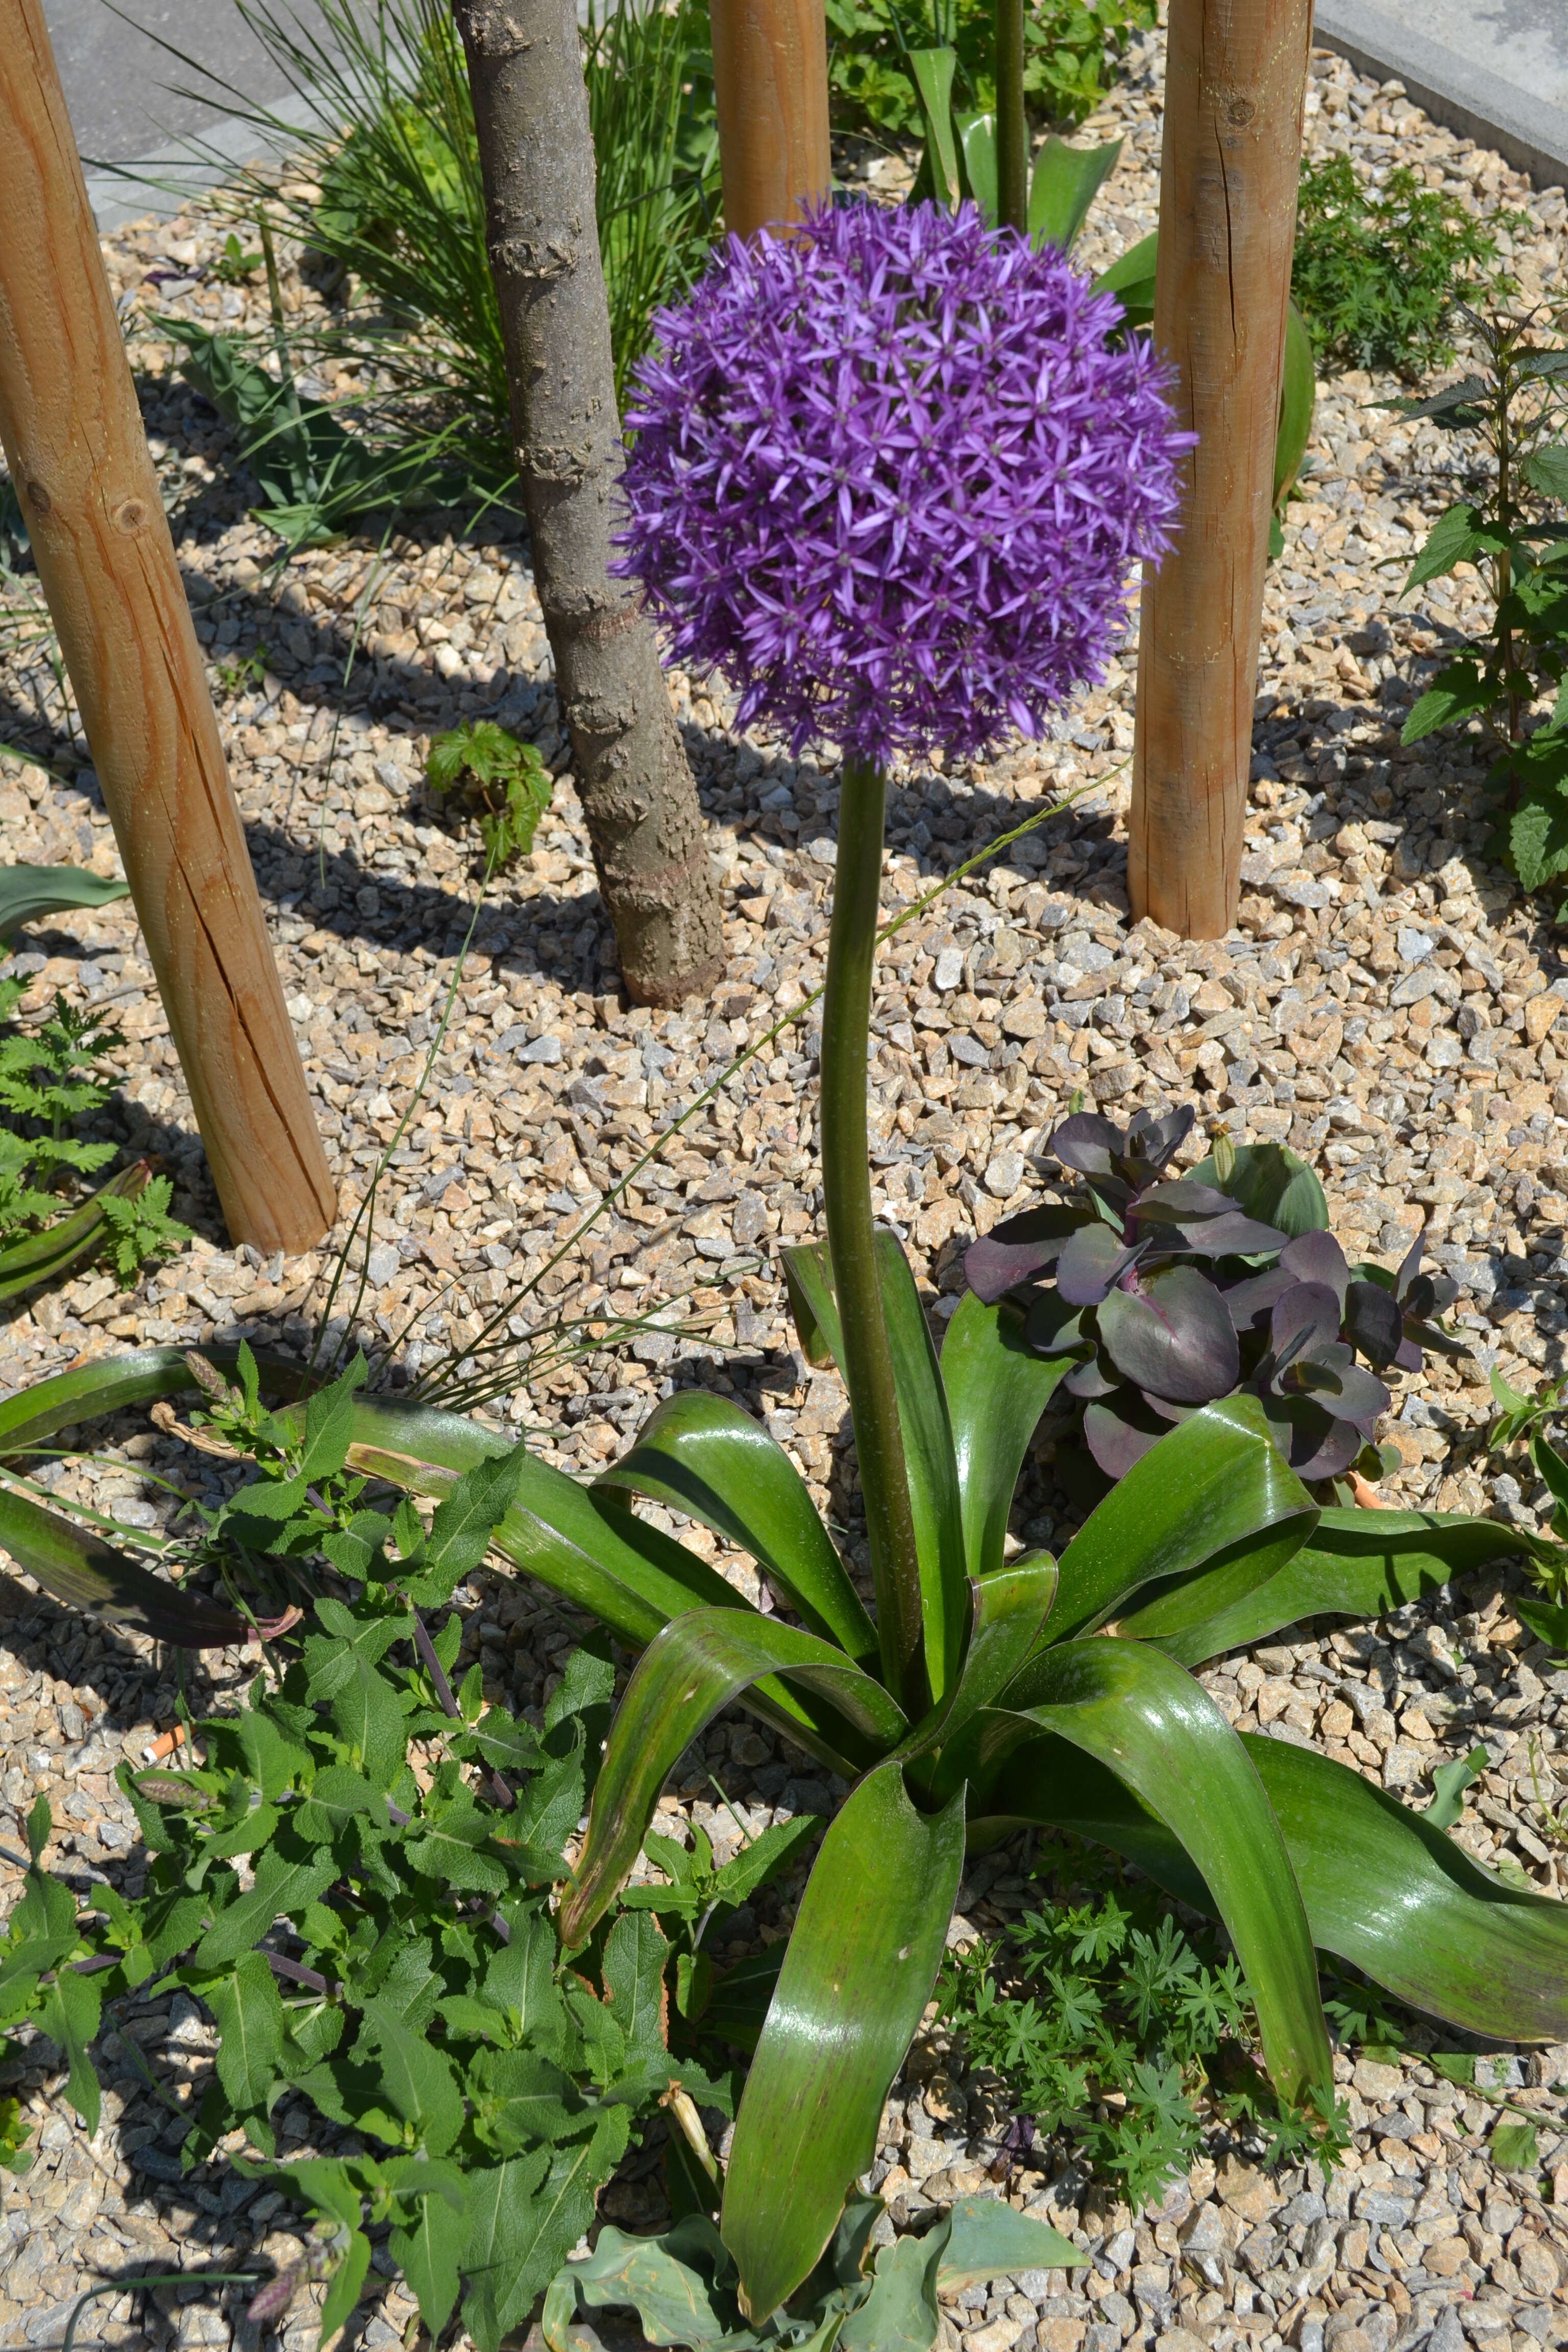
xmin=710 ymin=0 xmax=832 ymax=240
xmin=1129 ymin=0 xmax=1314 ymax=939
xmin=0 ymin=0 xmax=335 ymax=1253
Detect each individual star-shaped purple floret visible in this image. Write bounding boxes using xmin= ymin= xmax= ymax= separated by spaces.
xmin=612 ymin=199 xmax=1194 ymax=769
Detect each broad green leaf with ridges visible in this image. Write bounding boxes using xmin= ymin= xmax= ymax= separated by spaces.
xmin=1028 ymin=133 xmax=1122 ymax=255
xmin=973 ymin=1731 xmax=1568 ymax=2045
xmin=1121 ymin=1507 xmax=1523 ymax=1665
xmin=991 ymin=1639 xmax=1332 ymax=2105
xmin=598 ymin=1388 xmax=876 ymax=1663
xmin=0 ymin=1483 xmax=264 ymax=1648
xmin=559 ymin=1610 xmax=907 ymax=1946
xmin=941 ymin=1292 xmax=1073 ymax=1580
xmin=1052 ymin=1396 xmax=1316 ymax=1642
xmin=721 ymin=1759 xmax=965 ymax=2322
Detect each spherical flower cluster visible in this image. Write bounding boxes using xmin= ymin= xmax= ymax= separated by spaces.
xmin=615 ymin=199 xmax=1193 ymax=768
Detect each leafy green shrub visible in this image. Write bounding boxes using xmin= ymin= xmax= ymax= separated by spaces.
xmin=426 ymin=720 xmax=553 ymax=871
xmin=941 ymin=1850 xmax=1339 ymax=2206
xmin=1291 ymin=157 xmax=1523 ymax=379
xmin=825 ymin=0 xmax=1155 ymax=140
xmin=0 ymin=1348 xmax=737 ymax=2349
xmin=0 ymin=958 xmax=189 ymax=1304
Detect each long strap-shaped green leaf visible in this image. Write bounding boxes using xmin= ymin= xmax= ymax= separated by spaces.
xmin=1053 ymin=1394 xmax=1317 ymax=1642
xmin=0 ymin=1482 xmax=279 ymax=1646
xmin=902 ymin=1559 xmax=1058 ymax=1775
xmin=558 ymin=1609 xmax=907 ymax=1947
xmin=782 ymin=1236 xmax=967 ymax=1703
xmin=987 ymin=1639 xmax=1332 ymax=2105
xmin=974 ymin=1728 xmax=1568 ymax=2046
xmin=0 ymin=1161 xmax=153 ymax=1305
xmin=1120 ymin=1505 xmax=1525 ymax=1666
xmin=940 ymin=1291 xmax=1073 ymax=1581
xmin=721 ymin=1758 xmax=964 ymax=2322
xmin=0 ymin=1345 xmax=311 ymax=1454
xmin=591 ymin=1388 xmax=877 ymax=1665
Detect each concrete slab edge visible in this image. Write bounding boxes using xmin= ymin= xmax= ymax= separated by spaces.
xmin=80 ymin=91 xmax=325 ymax=231
xmin=1312 ymin=0 xmax=1568 ymax=194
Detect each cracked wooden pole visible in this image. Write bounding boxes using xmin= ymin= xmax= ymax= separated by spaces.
xmin=1129 ymin=0 xmax=1313 ymax=939
xmin=711 ymin=0 xmax=832 ymax=239
xmin=0 ymin=0 xmax=335 ymax=1253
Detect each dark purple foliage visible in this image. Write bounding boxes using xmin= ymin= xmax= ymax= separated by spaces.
xmin=614 ymin=201 xmax=1193 ymax=767
xmin=965 ymin=1103 xmax=1462 ymax=1487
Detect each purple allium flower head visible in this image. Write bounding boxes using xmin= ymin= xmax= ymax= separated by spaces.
xmin=614 ymin=199 xmax=1193 ymax=768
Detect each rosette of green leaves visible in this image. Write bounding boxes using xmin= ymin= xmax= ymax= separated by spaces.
xmin=965 ymin=1105 xmax=1462 ymax=1485
xmin=1 ymin=1323 xmax=1560 ymax=2333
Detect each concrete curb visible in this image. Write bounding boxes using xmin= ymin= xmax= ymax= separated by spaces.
xmin=81 ymin=92 xmax=324 ymax=231
xmin=1313 ymin=0 xmax=1568 ymax=194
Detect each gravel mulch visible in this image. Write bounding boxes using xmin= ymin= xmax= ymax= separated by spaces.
xmin=4 ymin=22 xmax=1568 ymax=2352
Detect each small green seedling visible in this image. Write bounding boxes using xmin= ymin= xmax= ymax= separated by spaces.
xmin=426 ymin=720 xmax=553 ymax=871
xmin=214 ymin=231 xmax=264 ymax=285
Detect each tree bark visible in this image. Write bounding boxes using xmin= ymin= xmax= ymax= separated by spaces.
xmin=452 ymin=0 xmax=726 ymax=1008
xmin=1128 ymin=0 xmax=1313 ymax=940
xmin=0 ymin=0 xmax=335 ymax=1253
xmin=710 ymin=0 xmax=831 ymax=241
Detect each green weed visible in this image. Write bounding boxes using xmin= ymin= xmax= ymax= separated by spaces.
xmin=825 ymin=0 xmax=1155 ymax=141
xmin=941 ymin=1847 xmax=1345 ymax=2204
xmin=426 ymin=719 xmax=553 ymax=871
xmin=1292 ymin=157 xmax=1525 ymax=379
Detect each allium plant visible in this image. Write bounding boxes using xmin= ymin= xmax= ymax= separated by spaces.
xmin=615 ymin=200 xmax=1188 ymax=767
xmin=14 ymin=202 xmax=1560 ymax=2347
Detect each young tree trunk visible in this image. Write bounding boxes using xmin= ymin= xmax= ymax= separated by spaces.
xmin=452 ymin=0 xmax=726 ymax=1008
xmin=0 ymin=0 xmax=335 ymax=1253
xmin=710 ymin=0 xmax=831 ymax=240
xmin=1128 ymin=0 xmax=1313 ymax=939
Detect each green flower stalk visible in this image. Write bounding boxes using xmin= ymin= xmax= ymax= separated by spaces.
xmin=821 ymin=759 xmax=927 ymax=1708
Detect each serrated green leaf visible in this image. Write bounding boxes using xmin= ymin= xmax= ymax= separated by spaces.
xmin=361 ymin=1996 xmax=465 ymax=2154
xmin=299 ymin=1356 xmax=366 ymax=1485
xmin=210 ymin=1950 xmax=285 ymax=2109
xmin=711 ymin=1817 xmax=822 ymax=1912
xmin=464 ymin=2110 xmax=633 ymax=2352
xmin=469 ymin=2047 xmax=584 ymax=2153
xmin=38 ymin=1964 xmax=101 ymax=2133
xmin=603 ymin=1910 xmax=669 ymax=2060
xmin=1400 ymin=659 xmax=1496 ymax=745
xmin=317 ymin=2230 xmax=372 ymax=2347
xmin=1510 ymin=787 xmax=1568 ymax=893
xmin=24 ymin=1795 xmax=50 ymax=1862
xmin=193 ymin=1851 xmax=337 ymax=1969
xmin=389 ymin=2188 xmax=464 ymax=2335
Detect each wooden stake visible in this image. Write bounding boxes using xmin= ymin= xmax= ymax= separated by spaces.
xmin=1129 ymin=0 xmax=1313 ymax=940
xmin=710 ymin=0 xmax=832 ymax=241
xmin=0 ymin=0 xmax=335 ymax=1252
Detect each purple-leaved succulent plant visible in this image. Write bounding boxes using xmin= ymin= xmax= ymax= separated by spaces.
xmin=966 ymin=1103 xmax=1463 ymax=1484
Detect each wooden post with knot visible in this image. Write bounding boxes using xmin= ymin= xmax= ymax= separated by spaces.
xmin=711 ymin=0 xmax=832 ymax=240
xmin=0 ymin=0 xmax=335 ymax=1252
